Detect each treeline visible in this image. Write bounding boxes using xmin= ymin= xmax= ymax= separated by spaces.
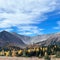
xmin=0 ymin=45 xmax=60 ymax=57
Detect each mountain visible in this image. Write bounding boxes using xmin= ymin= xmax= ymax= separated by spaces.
xmin=30 ymin=34 xmax=51 ymax=44
xmin=0 ymin=31 xmax=30 ymax=48
xmin=0 ymin=31 xmax=60 ymax=49
xmin=35 ymin=33 xmax=60 ymax=46
xmin=11 ymin=32 xmax=31 ymax=44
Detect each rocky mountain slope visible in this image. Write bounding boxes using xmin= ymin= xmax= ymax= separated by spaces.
xmin=0 ymin=31 xmax=60 ymax=49
xmin=0 ymin=31 xmax=30 ymax=48
xmin=35 ymin=33 xmax=60 ymax=46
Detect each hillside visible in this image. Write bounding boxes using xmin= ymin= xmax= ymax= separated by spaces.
xmin=0 ymin=31 xmax=30 ymax=48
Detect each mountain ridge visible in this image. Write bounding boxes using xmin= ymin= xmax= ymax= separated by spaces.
xmin=0 ymin=30 xmax=60 ymax=49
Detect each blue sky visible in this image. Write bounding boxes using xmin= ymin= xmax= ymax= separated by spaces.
xmin=0 ymin=0 xmax=60 ymax=36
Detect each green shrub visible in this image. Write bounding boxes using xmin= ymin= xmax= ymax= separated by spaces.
xmin=44 ymin=52 xmax=51 ymax=60
xmin=38 ymin=54 xmax=42 ymax=58
xmin=44 ymin=56 xmax=51 ymax=60
xmin=56 ymin=51 xmax=60 ymax=58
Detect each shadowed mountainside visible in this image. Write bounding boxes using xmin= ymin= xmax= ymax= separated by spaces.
xmin=0 ymin=31 xmax=29 ymax=48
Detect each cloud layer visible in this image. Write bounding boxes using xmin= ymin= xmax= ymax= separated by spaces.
xmin=0 ymin=0 xmax=59 ymax=35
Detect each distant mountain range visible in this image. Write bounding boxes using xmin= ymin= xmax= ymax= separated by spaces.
xmin=0 ymin=31 xmax=60 ymax=49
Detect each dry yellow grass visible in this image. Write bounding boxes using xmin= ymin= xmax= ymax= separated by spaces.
xmin=0 ymin=56 xmax=60 ymax=60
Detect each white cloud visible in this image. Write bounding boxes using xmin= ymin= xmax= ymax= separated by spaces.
xmin=18 ymin=25 xmax=44 ymax=35
xmin=53 ymin=27 xmax=60 ymax=29
xmin=0 ymin=0 xmax=59 ymax=35
xmin=53 ymin=21 xmax=60 ymax=30
xmin=4 ymin=28 xmax=13 ymax=32
xmin=0 ymin=28 xmax=13 ymax=32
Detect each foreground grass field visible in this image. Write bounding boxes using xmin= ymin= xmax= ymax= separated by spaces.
xmin=0 ymin=56 xmax=60 ymax=60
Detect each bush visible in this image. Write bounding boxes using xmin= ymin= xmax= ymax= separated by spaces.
xmin=44 ymin=56 xmax=51 ymax=60
xmin=44 ymin=52 xmax=51 ymax=60
xmin=22 ymin=50 xmax=26 ymax=57
xmin=56 ymin=51 xmax=60 ymax=58
xmin=38 ymin=54 xmax=42 ymax=58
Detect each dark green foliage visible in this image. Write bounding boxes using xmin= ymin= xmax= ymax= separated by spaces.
xmin=38 ymin=54 xmax=42 ymax=58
